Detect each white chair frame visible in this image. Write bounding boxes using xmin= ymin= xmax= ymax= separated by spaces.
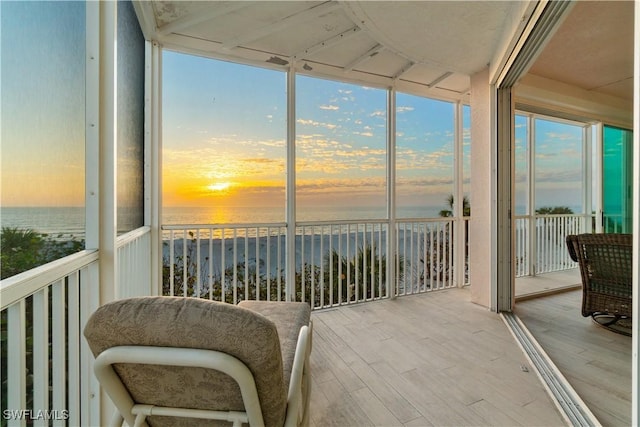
xmin=94 ymin=324 xmax=312 ymax=427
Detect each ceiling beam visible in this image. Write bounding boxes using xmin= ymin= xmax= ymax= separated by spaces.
xmin=343 ymin=44 xmax=384 ymax=72
xmin=294 ymin=26 xmax=361 ymax=59
xmin=222 ymin=1 xmax=342 ymax=49
xmin=392 ymin=61 xmax=417 ymax=81
xmin=158 ymin=2 xmax=254 ymax=36
xmin=427 ymin=71 xmax=454 ymax=88
xmin=131 ymin=1 xmax=159 ymax=40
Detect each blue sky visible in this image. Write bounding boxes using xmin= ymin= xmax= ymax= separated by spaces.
xmin=162 ymin=50 xmax=464 ymax=215
xmin=1 ymin=1 xmax=86 ymax=207
xmin=515 ymin=115 xmax=585 ymax=213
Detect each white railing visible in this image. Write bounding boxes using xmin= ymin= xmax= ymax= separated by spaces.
xmin=162 ymin=218 xmax=467 ymax=309
xmin=162 ymin=223 xmax=288 ymax=304
xmin=117 ymin=226 xmax=152 ymax=298
xmin=0 ymin=229 xmax=150 ymax=426
xmin=296 ymin=220 xmax=389 ymax=308
xmin=515 ymin=214 xmax=594 ymax=277
xmin=1 ymin=250 xmax=101 ymax=426
xmin=395 ymin=219 xmax=459 ymax=295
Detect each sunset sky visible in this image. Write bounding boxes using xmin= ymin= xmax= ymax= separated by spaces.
xmin=161 ymin=50 xmax=468 ymax=215
xmin=1 ymin=1 xmax=86 ymax=208
xmin=161 ymin=50 xmax=585 ymax=217
xmin=1 ymin=29 xmax=584 ymax=216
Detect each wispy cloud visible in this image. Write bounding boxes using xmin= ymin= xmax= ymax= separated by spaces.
xmin=397 ymin=106 xmax=415 ymax=113
xmin=536 ymin=169 xmax=582 ymax=183
xmin=319 ymin=104 xmax=339 ymax=111
xmin=297 ymin=118 xmax=338 ymax=130
xmin=543 ymin=131 xmax=580 ymax=142
xmin=354 ymin=131 xmax=374 ymax=137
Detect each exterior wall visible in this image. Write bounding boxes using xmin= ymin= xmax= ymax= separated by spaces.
xmin=469 ymin=67 xmax=495 ymax=309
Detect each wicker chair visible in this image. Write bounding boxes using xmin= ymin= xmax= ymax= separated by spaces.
xmin=566 ymin=233 xmax=633 ymax=326
xmin=84 ymin=297 xmax=312 ymax=427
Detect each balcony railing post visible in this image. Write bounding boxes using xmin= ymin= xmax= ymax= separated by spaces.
xmin=454 ymin=101 xmax=464 ymax=287
xmin=528 ymin=214 xmax=536 ymax=276
xmin=285 ymin=65 xmax=296 ymax=302
xmin=387 ymin=87 xmax=397 ymax=298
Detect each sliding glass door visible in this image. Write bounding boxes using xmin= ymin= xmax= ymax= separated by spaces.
xmin=602 ymin=125 xmax=633 ymax=233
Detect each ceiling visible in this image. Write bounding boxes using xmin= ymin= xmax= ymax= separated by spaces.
xmin=527 ymin=0 xmax=634 ymax=102
xmin=133 ymin=1 xmax=633 ymax=103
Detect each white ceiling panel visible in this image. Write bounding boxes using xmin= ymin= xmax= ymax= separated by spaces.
xmin=135 ymin=0 xmax=633 ymax=104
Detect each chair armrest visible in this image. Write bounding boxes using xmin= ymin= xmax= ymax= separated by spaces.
xmin=284 ymin=322 xmax=312 ymax=427
xmin=566 ymin=235 xmax=579 ymax=262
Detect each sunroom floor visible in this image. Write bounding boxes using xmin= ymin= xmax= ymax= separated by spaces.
xmin=308 ymin=288 xmax=566 ymax=426
xmin=516 ymin=289 xmax=632 ymax=427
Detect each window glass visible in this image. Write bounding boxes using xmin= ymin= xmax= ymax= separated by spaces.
xmin=534 ymin=118 xmax=584 ymax=214
xmin=603 ymin=125 xmax=633 ymax=233
xmin=396 ymin=93 xmax=454 ymax=218
xmin=162 ymin=52 xmax=286 ymax=224
xmin=462 ymin=104 xmax=471 ymax=216
xmin=0 ymin=1 xmax=86 ymax=279
xmin=296 ymin=76 xmax=387 ymax=221
xmin=514 ymin=114 xmax=529 ymax=215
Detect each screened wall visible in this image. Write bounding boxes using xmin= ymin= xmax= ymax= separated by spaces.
xmin=161 ymin=52 xmax=470 ymax=225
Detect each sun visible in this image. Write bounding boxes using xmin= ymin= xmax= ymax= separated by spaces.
xmin=207 ymin=182 xmax=232 ymax=192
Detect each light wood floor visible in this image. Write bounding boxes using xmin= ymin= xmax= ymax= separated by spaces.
xmin=516 ymin=290 xmax=632 ymax=427
xmin=515 ymin=269 xmax=581 ymax=300
xmin=308 ymin=288 xmax=566 ymax=426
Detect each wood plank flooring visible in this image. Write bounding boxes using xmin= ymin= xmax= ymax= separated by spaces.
xmin=515 ymin=269 xmax=581 ymax=300
xmin=308 ymin=288 xmax=566 ymax=426
xmin=516 ymin=290 xmax=632 ymax=427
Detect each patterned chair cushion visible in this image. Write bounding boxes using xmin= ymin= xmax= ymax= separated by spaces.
xmin=84 ymin=296 xmax=287 ymax=427
xmin=238 ymin=301 xmax=311 ymax=390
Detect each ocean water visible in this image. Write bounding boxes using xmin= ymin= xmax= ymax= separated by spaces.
xmin=163 ymin=205 xmax=443 ymax=225
xmin=1 ymin=207 xmax=86 ymax=237
xmin=0 ymin=205 xmax=445 ymax=238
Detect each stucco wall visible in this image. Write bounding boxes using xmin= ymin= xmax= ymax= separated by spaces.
xmin=469 ymin=67 xmax=494 ymax=309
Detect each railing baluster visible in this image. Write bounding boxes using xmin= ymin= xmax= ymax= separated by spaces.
xmin=354 ymin=223 xmax=358 ymax=303
xmin=7 ymin=300 xmax=26 ymax=427
xmin=377 ymin=225 xmax=382 ymax=298
xmin=266 ymin=228 xmax=271 ymax=301
xmin=221 ymin=229 xmax=226 ymax=303
xmin=169 ymin=230 xmax=175 ymax=296
xmin=310 ymin=228 xmax=315 ymax=307
xmin=67 ymin=271 xmax=81 ymax=427
xmin=195 ymin=229 xmax=201 ymax=297
xmin=369 ymin=226 xmax=374 ymax=300
xmin=330 ymin=226 xmax=334 ymax=307
xmin=52 ymin=280 xmax=66 ymax=427
xmin=244 ymin=228 xmax=249 ymax=301
xmin=448 ymin=221 xmax=454 ymax=288
xmin=339 ymin=226 xmax=344 ymax=304
xmin=300 ymin=226 xmax=305 ymax=303
xmin=408 ymin=223 xmax=414 ymax=293
xmin=233 ymin=229 xmax=238 ymax=304
xmin=403 ymin=223 xmax=408 ymax=294
xmin=255 ymin=228 xmax=260 ymax=301
xmin=182 ymin=230 xmax=188 ymax=297
xmin=277 ymin=228 xmax=282 ymax=301
xmin=418 ymin=224 xmax=429 ymax=291
xmin=320 ymin=227 xmax=325 ymax=308
xmin=208 ymin=233 xmax=213 ymax=300
xmin=33 ymin=289 xmax=49 ymax=427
